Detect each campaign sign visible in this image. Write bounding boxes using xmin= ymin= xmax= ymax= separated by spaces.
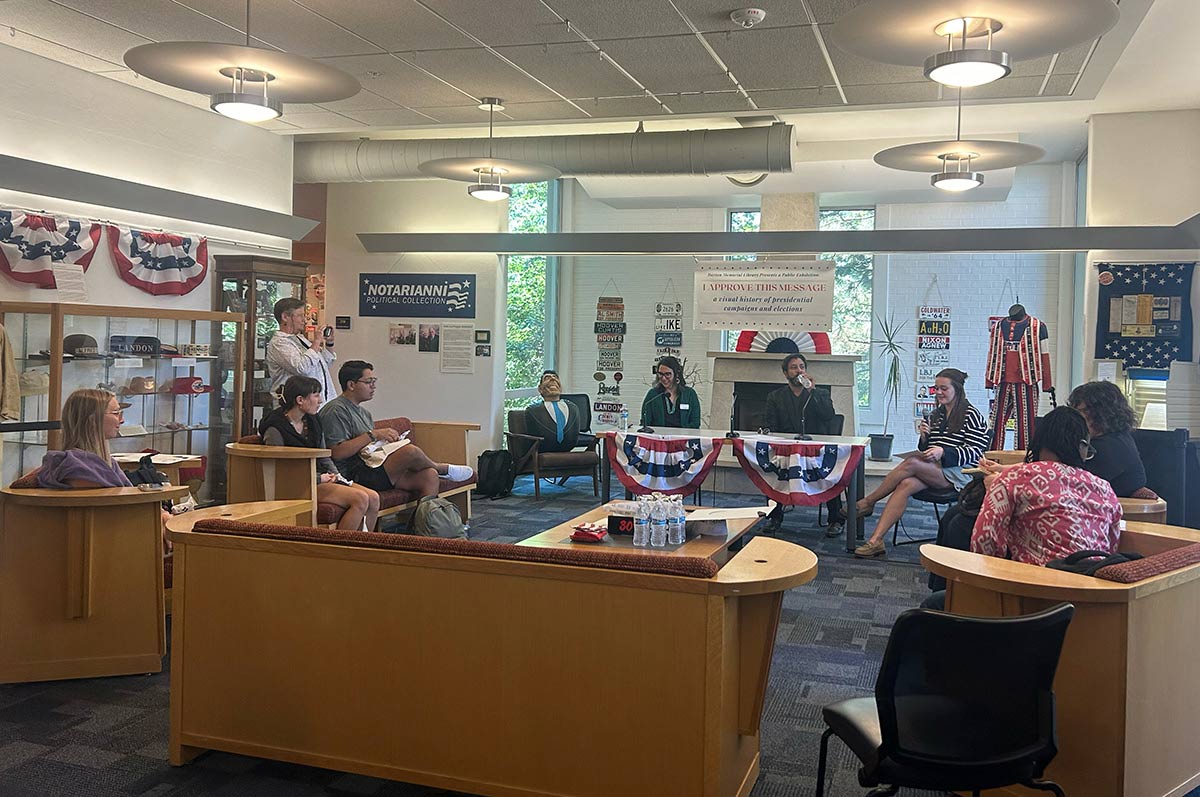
xmin=596 ymin=309 xmax=625 ymax=321
xmin=655 ymin=302 xmax=683 ymax=316
xmin=597 ymin=342 xmax=622 ymax=350
xmin=594 ymin=322 xmax=627 ymax=334
xmin=917 ymin=350 xmax=951 ymax=366
xmin=917 ymin=335 xmax=951 ymax=350
xmin=597 ymin=361 xmax=624 ymax=372
xmin=597 ymin=383 xmax=621 ymax=396
xmin=360 ymin=273 xmax=476 ymax=318
xmin=655 ymin=317 xmax=682 ymax=332
xmin=655 ymin=332 xmax=683 ymax=347
xmin=596 ymin=333 xmax=625 ymax=343
xmin=916 ymin=366 xmax=939 ymax=382
xmin=918 ymin=306 xmax=952 ymax=321
xmin=917 ymin=319 xmax=951 ymax=336
xmin=594 ymin=401 xmax=624 ymax=413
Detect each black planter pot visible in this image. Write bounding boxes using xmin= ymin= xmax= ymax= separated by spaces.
xmin=868 ymin=433 xmax=894 ymax=461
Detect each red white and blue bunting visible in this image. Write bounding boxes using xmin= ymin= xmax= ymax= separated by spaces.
xmin=606 ymin=432 xmax=725 ymax=496
xmin=0 ymin=210 xmax=101 ymax=288
xmin=732 ymin=435 xmax=862 ymax=506
xmin=106 ymin=226 xmax=208 ymax=296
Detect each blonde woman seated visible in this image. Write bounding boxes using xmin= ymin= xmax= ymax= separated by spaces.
xmin=259 ymin=375 xmax=380 ymax=531
xmin=38 ymin=388 xmax=135 ymax=489
xmin=854 ymin=368 xmax=989 ymax=558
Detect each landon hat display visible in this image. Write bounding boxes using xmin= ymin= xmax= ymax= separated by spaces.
xmin=63 ymin=333 xmax=104 ymax=358
xmin=121 ymin=376 xmax=157 ymax=396
xmin=109 ymin=335 xmax=161 ymax=356
xmin=163 ymin=376 xmax=214 ymax=395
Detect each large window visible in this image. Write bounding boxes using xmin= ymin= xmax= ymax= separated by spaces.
xmin=725 ymin=208 xmax=875 ymax=406
xmin=504 ymin=181 xmax=558 ymax=414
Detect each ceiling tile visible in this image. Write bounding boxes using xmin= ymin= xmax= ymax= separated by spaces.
xmin=1053 ymin=42 xmax=1093 ymax=74
xmin=315 ymin=89 xmax=401 ymax=112
xmin=1010 ymin=55 xmax=1052 ymax=79
xmin=288 ymin=0 xmax=476 ymax=52
xmin=703 ymin=25 xmax=830 ymax=91
xmin=843 ymin=82 xmax=941 ymax=106
xmin=400 ymin=48 xmax=565 ymax=103
xmin=671 ymin=0 xmax=813 ymax=32
xmin=50 ymin=0 xmax=244 ymax=46
xmin=342 ymin=108 xmax=444 ymax=127
xmin=752 ymin=87 xmax=846 ymax=109
xmin=495 ymin=41 xmax=644 ymax=99
xmin=2 ymin=30 xmax=125 ymax=72
xmin=417 ymin=0 xmax=575 ymax=46
xmin=0 ymin=0 xmax=150 ymax=64
xmin=580 ymin=96 xmax=669 ymax=118
xmin=806 ymin=0 xmax=869 ymax=25
xmin=406 ymin=104 xmax=496 ymax=123
xmin=541 ymin=0 xmax=692 ymax=40
xmin=662 ymin=91 xmax=754 ymax=114
xmin=315 ymin=53 xmax=476 ymax=107
xmin=493 ymin=100 xmax=589 ymax=121
xmin=172 ymin=0 xmax=376 ymax=57
xmin=1042 ymin=74 xmax=1077 ymax=97
xmin=278 ymin=110 xmax=365 ymax=129
xmin=966 ymin=75 xmax=1044 ymax=100
xmin=827 ymin=46 xmax=925 ymax=87
xmin=596 ymin=35 xmax=731 ymax=94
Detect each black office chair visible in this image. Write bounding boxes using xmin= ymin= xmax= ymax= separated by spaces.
xmin=815 ymin=603 xmax=1074 ymax=797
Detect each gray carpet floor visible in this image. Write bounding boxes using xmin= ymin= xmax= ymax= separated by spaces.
xmin=0 ymin=476 xmax=1188 ymax=796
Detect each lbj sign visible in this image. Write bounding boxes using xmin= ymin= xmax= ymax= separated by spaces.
xmin=693 ymin=261 xmax=835 ymax=330
xmin=360 ymin=273 xmax=476 ymax=318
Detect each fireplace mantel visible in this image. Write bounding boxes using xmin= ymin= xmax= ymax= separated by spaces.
xmin=707 ymin=351 xmax=860 ymax=434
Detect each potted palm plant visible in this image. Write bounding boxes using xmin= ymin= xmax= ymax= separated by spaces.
xmin=869 ymin=312 xmax=907 ymax=461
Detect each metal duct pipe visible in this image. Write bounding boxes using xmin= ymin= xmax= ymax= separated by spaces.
xmin=294 ymin=124 xmax=794 ymax=183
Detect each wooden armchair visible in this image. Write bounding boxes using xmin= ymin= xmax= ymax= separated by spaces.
xmin=505 ymin=409 xmax=600 ymax=499
xmin=0 ymin=482 xmax=189 ymax=683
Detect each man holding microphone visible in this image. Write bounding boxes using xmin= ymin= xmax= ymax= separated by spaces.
xmin=266 ymin=297 xmax=337 ymax=404
xmin=760 ymin=352 xmax=845 ymax=537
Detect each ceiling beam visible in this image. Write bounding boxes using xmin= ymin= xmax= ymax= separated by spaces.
xmin=358 ymin=223 xmax=1200 ymax=255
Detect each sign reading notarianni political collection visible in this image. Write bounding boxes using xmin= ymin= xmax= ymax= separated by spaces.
xmin=359 ymin=273 xmax=476 ymax=318
xmin=693 ymin=261 xmax=835 ymax=330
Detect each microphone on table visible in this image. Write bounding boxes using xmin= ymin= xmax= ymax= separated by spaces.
xmin=637 ymin=389 xmax=671 ymax=434
xmin=725 ymin=388 xmax=740 ymax=439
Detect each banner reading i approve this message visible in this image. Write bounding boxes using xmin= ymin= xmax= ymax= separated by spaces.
xmin=692 ymin=261 xmax=835 ymax=330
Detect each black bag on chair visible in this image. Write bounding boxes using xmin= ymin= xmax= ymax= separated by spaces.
xmin=476 ymin=449 xmax=515 ymax=498
xmin=125 ymin=454 xmax=167 ymax=486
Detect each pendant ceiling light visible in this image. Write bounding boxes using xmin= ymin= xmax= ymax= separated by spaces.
xmin=874 ymin=89 xmax=1044 ymax=192
xmin=124 ymin=0 xmax=359 ymax=124
xmin=418 ymin=97 xmax=561 ymax=200
xmin=830 ymin=0 xmax=1119 ymax=88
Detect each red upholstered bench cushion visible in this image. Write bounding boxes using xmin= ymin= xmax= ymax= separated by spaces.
xmin=192 ymin=519 xmax=720 ymax=579
xmin=1095 ymin=543 xmax=1200 ymax=583
xmin=1129 ymin=486 xmax=1160 ymax=501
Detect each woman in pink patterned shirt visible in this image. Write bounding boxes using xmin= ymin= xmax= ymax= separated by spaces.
xmin=971 ymin=407 xmax=1122 ymax=566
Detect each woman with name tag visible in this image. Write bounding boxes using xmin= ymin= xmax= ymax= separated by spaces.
xmin=260 ymin=375 xmax=380 ymax=532
xmin=853 ymin=368 xmax=989 ymax=558
xmin=640 ymin=356 xmax=701 ymax=429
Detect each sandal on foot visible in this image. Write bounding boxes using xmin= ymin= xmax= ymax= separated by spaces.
xmin=854 ymin=539 xmax=886 ymax=558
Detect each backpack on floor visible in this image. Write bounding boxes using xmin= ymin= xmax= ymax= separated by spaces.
xmin=476 ymin=449 xmax=515 ymax=499
xmin=411 ymin=495 xmax=467 ymax=539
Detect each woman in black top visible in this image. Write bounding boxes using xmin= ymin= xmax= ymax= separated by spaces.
xmin=1067 ymin=381 xmax=1147 ymax=497
xmin=260 ymin=375 xmax=380 ymax=530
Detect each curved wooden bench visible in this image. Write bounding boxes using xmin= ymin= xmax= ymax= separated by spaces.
xmin=0 ymin=483 xmax=188 ymax=683
xmin=1119 ymin=496 xmax=1167 ymax=525
xmin=984 ymin=448 xmax=1027 ymax=465
xmin=167 ymin=519 xmax=816 ymax=795
xmin=921 ymin=520 xmax=1200 ymax=797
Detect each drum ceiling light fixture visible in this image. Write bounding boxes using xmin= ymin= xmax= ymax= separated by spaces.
xmin=873 ymin=88 xmax=1044 ymax=192
xmin=418 ymin=98 xmax=561 ymax=202
xmin=831 ymin=0 xmax=1120 ymax=89
xmin=123 ymin=0 xmax=360 ymax=124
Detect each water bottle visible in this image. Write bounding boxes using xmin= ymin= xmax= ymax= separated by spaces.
xmin=619 ymin=405 xmax=630 ymax=432
xmin=668 ymin=495 xmax=686 ymax=545
xmin=633 ymin=497 xmax=650 ymax=547
xmin=650 ymin=498 xmax=669 ymax=548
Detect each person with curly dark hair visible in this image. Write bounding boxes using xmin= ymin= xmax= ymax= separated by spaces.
xmin=1067 ymin=380 xmax=1147 ymax=497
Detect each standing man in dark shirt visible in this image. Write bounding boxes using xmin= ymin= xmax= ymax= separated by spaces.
xmin=761 ymin=352 xmax=845 ymax=536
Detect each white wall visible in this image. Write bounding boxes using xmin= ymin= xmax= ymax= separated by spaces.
xmin=0 ymin=43 xmax=293 ymax=310
xmin=1084 ymin=110 xmax=1200 ymax=386
xmin=323 ymin=180 xmax=505 ymax=459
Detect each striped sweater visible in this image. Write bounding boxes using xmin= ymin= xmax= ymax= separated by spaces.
xmin=920 ymin=404 xmax=989 ymax=468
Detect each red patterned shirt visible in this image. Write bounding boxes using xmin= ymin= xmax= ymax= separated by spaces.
xmin=970 ymin=461 xmax=1123 ymax=566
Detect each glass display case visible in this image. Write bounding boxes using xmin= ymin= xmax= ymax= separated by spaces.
xmin=214 ymin=255 xmax=309 ymax=435
xmin=0 ymin=302 xmax=245 ymax=504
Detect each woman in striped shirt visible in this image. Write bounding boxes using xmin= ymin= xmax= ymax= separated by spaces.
xmin=855 ymin=368 xmax=989 ymax=558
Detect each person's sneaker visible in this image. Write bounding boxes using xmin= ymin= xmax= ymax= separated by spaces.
xmin=825 ymin=520 xmax=844 ymax=538
xmin=854 ymin=539 xmax=886 ymax=558
xmin=445 ymin=464 xmax=474 ymax=482
xmin=760 ymin=514 xmax=783 ymax=535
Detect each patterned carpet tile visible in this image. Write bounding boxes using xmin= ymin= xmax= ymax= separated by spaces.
xmin=0 ymin=476 xmax=1192 ymax=797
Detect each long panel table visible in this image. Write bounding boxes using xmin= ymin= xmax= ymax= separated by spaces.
xmin=598 ymin=427 xmax=869 ymax=552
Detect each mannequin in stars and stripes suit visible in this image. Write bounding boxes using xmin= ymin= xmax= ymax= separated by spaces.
xmin=985 ymin=304 xmax=1052 ymax=450
xmin=524 ymin=370 xmax=581 ymax=454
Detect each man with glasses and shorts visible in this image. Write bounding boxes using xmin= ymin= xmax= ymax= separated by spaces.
xmin=318 ymin=360 xmax=473 ymax=497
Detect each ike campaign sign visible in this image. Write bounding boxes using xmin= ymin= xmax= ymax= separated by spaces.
xmin=360 ymin=273 xmax=476 ymax=318
xmin=693 ymin=261 xmax=835 ymax=330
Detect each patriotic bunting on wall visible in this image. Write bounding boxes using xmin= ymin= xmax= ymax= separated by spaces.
xmin=606 ymin=433 xmax=725 ymax=496
xmin=106 ymin=225 xmax=208 ymax=296
xmin=734 ymin=330 xmax=832 ymax=354
xmin=732 ymin=435 xmax=862 ymax=506
xmin=0 ymin=210 xmax=101 ymax=288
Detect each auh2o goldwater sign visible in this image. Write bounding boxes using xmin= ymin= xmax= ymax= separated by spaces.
xmin=693 ymin=262 xmax=835 ymax=330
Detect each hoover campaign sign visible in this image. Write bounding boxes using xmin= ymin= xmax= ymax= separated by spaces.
xmin=359 ymin=273 xmax=476 ymax=318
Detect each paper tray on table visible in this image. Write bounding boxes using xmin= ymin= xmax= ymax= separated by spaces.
xmin=686 ymin=502 xmax=776 ymax=536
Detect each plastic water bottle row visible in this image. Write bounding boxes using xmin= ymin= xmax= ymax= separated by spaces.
xmin=632 ymin=493 xmax=687 ymax=547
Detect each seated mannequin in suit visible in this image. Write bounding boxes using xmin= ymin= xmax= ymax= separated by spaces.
xmin=524 ymin=370 xmax=581 ymax=454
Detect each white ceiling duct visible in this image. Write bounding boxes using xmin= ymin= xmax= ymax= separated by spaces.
xmin=293 ymin=124 xmax=794 ymax=183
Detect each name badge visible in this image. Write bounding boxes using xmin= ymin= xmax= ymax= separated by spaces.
xmin=680 ymin=404 xmax=690 ymax=410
